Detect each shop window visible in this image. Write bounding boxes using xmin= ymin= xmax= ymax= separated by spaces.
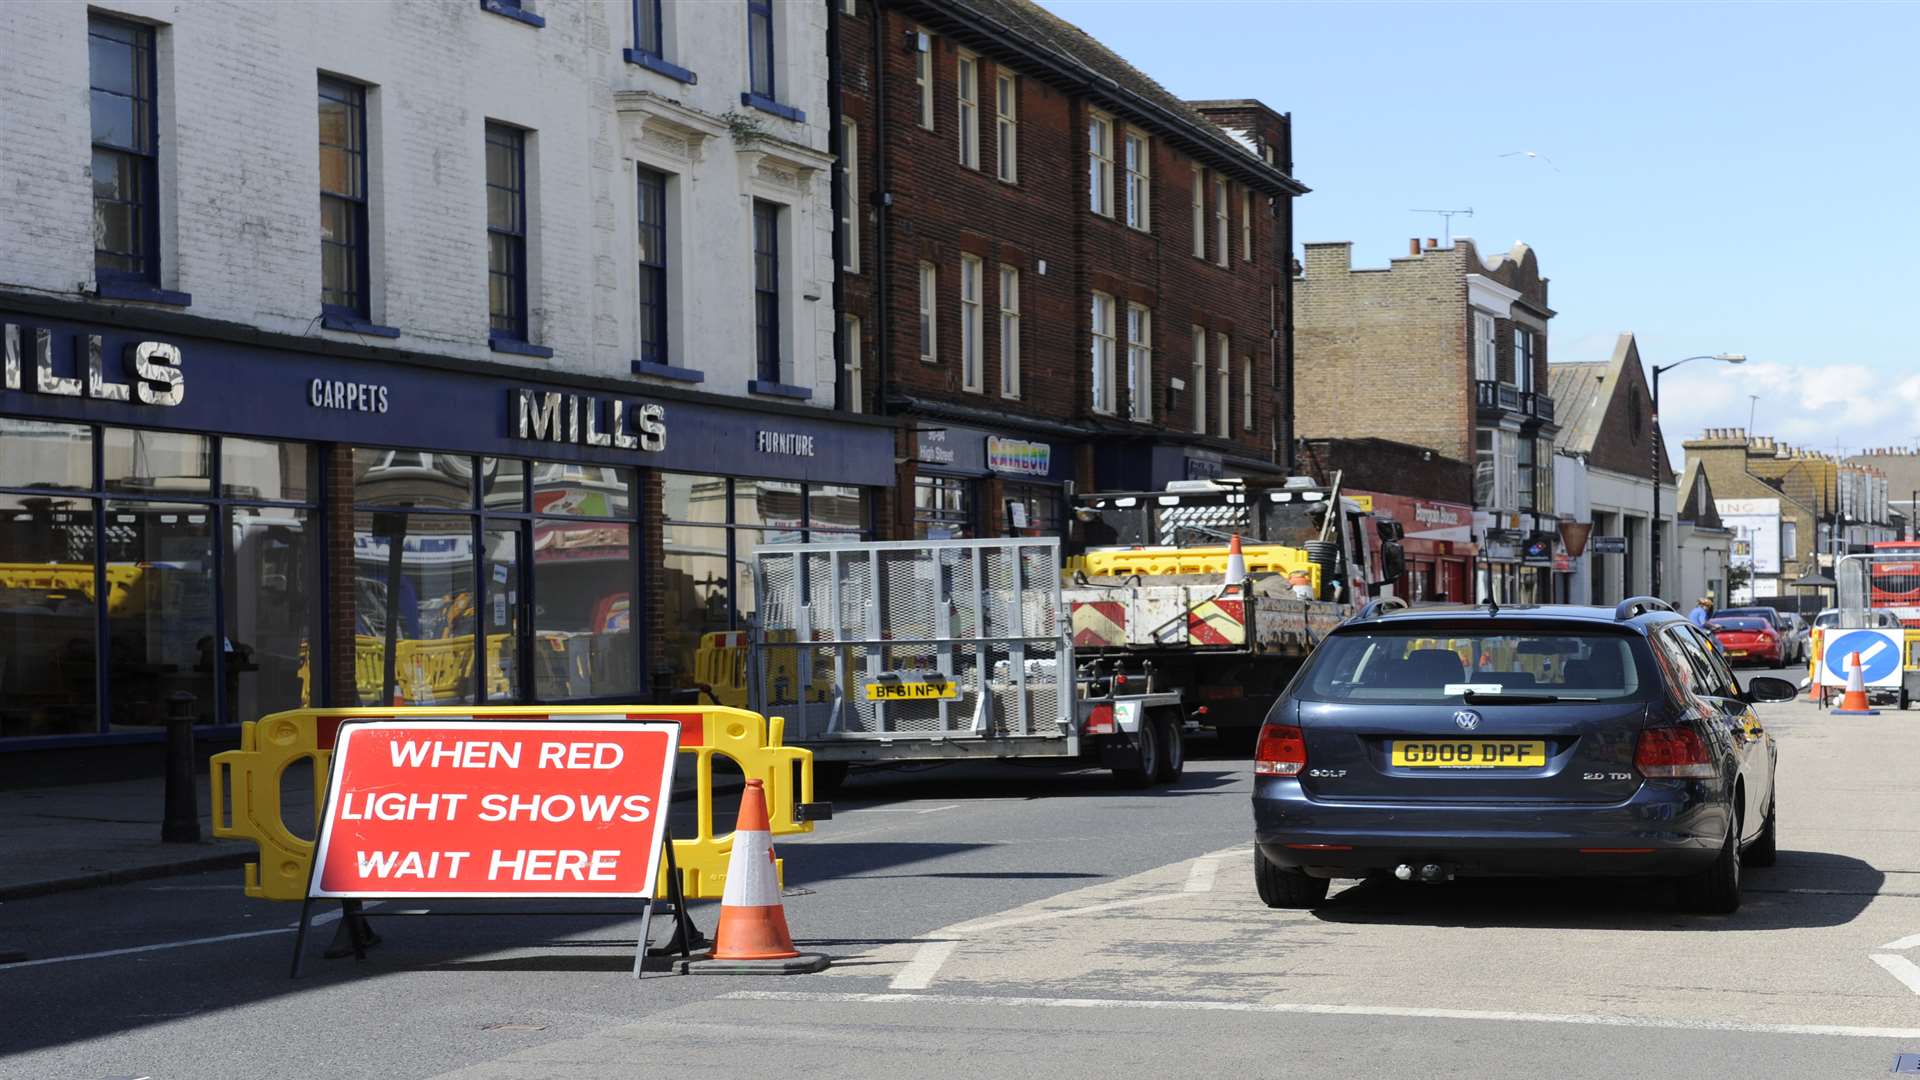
xmin=532 ymin=460 xmax=632 ymax=518
xmin=352 ymin=448 xmax=475 ymax=509
xmin=915 ymin=475 xmax=972 ymax=540
xmin=734 ymin=479 xmax=806 ymax=540
xmin=533 ymin=519 xmax=636 ymax=700
xmin=226 ymin=506 xmax=317 ymax=721
xmin=352 ymin=510 xmax=478 ymax=706
xmin=0 ymin=492 xmax=98 ymax=738
xmin=105 ymin=502 xmax=217 ymax=728
xmin=104 ymin=428 xmax=210 ymax=495
xmin=482 ymin=524 xmax=521 ymax=700
xmin=222 ymin=438 xmax=310 ymax=502
xmin=0 ymin=419 xmax=93 ymax=490
xmin=1004 ymin=483 xmax=1061 ymax=538
xmin=659 ymin=520 xmax=730 ymax=696
xmin=809 ymin=484 xmax=866 ymax=534
xmin=662 ymin=472 xmax=729 ymax=525
xmin=480 ymin=457 xmax=527 ymax=511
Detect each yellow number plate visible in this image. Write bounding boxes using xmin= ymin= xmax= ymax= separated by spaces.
xmin=1391 ymin=739 xmax=1546 ymax=768
xmin=866 ymin=680 xmax=957 ymax=701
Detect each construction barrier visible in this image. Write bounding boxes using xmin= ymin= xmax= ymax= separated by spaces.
xmin=211 ymin=704 xmax=815 ymax=903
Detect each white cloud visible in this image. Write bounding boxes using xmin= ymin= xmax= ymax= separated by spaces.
xmin=1655 ymin=359 xmax=1920 ymax=462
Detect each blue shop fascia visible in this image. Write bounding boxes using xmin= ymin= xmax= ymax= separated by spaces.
xmin=0 ymin=303 xmax=894 ymax=749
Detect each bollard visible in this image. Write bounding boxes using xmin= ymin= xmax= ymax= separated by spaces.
xmin=161 ymin=691 xmax=201 ymax=843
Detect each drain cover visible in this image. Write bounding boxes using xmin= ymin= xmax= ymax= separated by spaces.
xmin=1893 ymin=1053 xmax=1920 ymax=1074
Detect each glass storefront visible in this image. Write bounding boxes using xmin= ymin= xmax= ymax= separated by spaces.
xmin=1002 ymin=481 xmax=1063 ymax=538
xmin=914 ymin=474 xmax=974 ymax=540
xmin=658 ymin=473 xmax=868 ymax=695
xmin=350 ymin=450 xmax=640 ymax=706
xmin=0 ymin=420 xmax=317 ymax=740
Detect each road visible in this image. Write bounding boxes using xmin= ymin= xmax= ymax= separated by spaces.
xmin=5 ymin=663 xmax=1920 ymax=1080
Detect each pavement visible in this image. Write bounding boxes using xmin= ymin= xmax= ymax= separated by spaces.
xmin=6 ymin=667 xmax=1920 ymax=1079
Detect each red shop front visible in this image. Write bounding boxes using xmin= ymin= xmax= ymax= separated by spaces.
xmin=1353 ymin=492 xmax=1478 ymax=604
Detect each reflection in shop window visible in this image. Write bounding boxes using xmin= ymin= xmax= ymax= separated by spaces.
xmin=480 ymin=457 xmax=527 ymax=512
xmin=534 ymin=519 xmax=636 ymax=699
xmin=222 ymin=438 xmax=311 ymax=502
xmin=104 ymin=429 xmax=210 ymax=495
xmin=226 ymin=506 xmax=315 ymax=721
xmin=662 ymin=472 xmax=729 ymax=525
xmin=659 ymin=522 xmax=730 ymax=696
xmin=352 ymin=511 xmax=478 ymax=706
xmin=105 ymin=501 xmax=216 ymax=728
xmin=0 ymin=492 xmax=97 ymax=737
xmin=532 ymin=460 xmax=632 ymax=518
xmin=1 ymin=420 xmax=94 ymax=490
xmin=735 ymin=480 xmax=805 ymax=540
xmin=352 ymin=448 xmax=475 ymax=509
xmin=809 ymin=484 xmax=865 ymax=534
xmin=915 ymin=475 xmax=972 ymax=539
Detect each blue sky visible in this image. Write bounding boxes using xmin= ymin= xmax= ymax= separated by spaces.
xmin=1037 ymin=0 xmax=1920 ymax=464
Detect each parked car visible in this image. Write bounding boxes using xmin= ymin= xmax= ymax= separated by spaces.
xmin=1812 ymin=608 xmax=1904 ymax=630
xmin=1252 ymin=598 xmax=1798 ymax=914
xmin=1778 ymin=612 xmax=1811 ymax=665
xmin=1706 ymin=616 xmax=1786 ymax=666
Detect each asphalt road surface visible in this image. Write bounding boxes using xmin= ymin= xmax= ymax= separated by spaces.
xmin=6 ymin=676 xmax=1920 ymax=1080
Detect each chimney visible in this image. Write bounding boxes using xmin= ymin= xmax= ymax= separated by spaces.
xmin=1410 ymin=238 xmax=1421 ymax=256
xmin=1425 ymin=238 xmax=1439 ymax=251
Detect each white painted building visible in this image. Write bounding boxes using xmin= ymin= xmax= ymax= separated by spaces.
xmin=0 ymin=0 xmax=840 ymax=400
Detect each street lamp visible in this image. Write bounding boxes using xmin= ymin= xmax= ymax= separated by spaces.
xmin=1651 ymin=353 xmax=1746 ymax=600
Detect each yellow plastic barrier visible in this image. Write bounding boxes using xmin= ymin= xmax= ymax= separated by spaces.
xmin=1077 ymin=543 xmax=1315 ymax=581
xmin=210 ymin=704 xmax=815 ymax=903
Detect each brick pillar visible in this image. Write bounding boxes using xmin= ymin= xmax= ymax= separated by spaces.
xmin=325 ymin=444 xmax=358 ymax=707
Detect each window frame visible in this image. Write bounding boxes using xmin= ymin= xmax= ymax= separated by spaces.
xmin=1474 ymin=311 xmax=1498 ymax=381
xmin=918 ymin=261 xmax=937 ymax=363
xmin=88 ymin=15 xmax=160 ymax=286
xmin=1240 ymin=188 xmax=1254 ymax=262
xmin=1513 ymin=325 xmax=1535 ymax=392
xmin=914 ymin=29 xmax=934 ymax=130
xmin=1213 ymin=176 xmax=1230 ymax=268
xmin=1190 ymin=165 xmax=1205 ymax=259
xmin=1090 ymin=291 xmax=1117 ymax=415
xmin=995 ymin=71 xmax=1018 ymax=183
xmin=961 ymin=253 xmax=984 ymax=393
xmin=752 ymin=198 xmax=782 ymax=383
xmin=840 ymin=119 xmax=859 ymax=273
xmin=485 ymin=122 xmax=530 ymax=343
xmin=843 ymin=313 xmax=863 ymax=412
xmin=635 ymin=166 xmax=669 ymax=364
xmin=999 ymin=265 xmax=1021 ymax=398
xmin=746 ymin=0 xmax=775 ymax=100
xmin=1088 ymin=112 xmax=1114 ymax=217
xmin=1242 ymin=355 xmax=1255 ymax=431
xmin=1123 ymin=128 xmax=1150 ymax=231
xmin=1125 ymin=302 xmax=1152 ymax=421
xmin=1215 ymin=332 xmax=1231 ymax=436
xmin=956 ymin=49 xmax=979 ymax=170
xmin=1191 ymin=326 xmax=1207 ymax=433
xmin=318 ymin=76 xmax=372 ymax=321
xmin=633 ymin=0 xmax=662 ymax=57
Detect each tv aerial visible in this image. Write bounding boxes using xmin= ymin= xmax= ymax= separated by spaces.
xmin=1410 ymin=208 xmax=1473 ymax=247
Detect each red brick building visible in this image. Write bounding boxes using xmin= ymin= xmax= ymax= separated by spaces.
xmin=832 ymin=0 xmax=1306 ymax=540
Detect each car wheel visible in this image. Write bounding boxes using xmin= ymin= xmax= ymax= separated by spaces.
xmin=1116 ymin=715 xmax=1160 ymax=788
xmin=1255 ymin=846 xmax=1331 ymax=909
xmin=1677 ymin=810 xmax=1742 ymax=914
xmin=1152 ymin=714 xmax=1185 ymax=783
xmin=1743 ymin=799 xmax=1777 ymax=868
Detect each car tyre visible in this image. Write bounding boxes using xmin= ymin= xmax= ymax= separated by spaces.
xmin=1255 ymin=846 xmax=1331 ymax=909
xmin=1677 ymin=811 xmax=1742 ymax=914
xmin=1152 ymin=714 xmax=1185 ymax=783
xmin=1743 ymin=800 xmax=1777 ymax=867
xmin=1116 ymin=715 xmax=1160 ymax=788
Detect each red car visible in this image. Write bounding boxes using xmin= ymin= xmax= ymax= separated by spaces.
xmin=1706 ymin=616 xmax=1784 ymax=666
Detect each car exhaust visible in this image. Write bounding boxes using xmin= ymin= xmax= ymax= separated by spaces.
xmin=1393 ymin=862 xmax=1455 ymax=884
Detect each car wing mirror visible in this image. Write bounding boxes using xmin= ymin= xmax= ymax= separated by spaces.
xmin=1743 ymin=675 xmax=1799 ymax=704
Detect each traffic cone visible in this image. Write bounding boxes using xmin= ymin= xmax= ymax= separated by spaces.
xmin=1833 ymin=651 xmax=1880 ymax=715
xmin=697 ymin=780 xmax=830 ymax=974
xmin=1224 ymin=534 xmax=1248 ymax=594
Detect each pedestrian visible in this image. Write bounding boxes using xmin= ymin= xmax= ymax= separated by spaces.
xmin=1688 ymin=596 xmax=1712 ymax=626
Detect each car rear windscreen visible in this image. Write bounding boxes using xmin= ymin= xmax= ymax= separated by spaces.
xmin=1297 ymin=628 xmax=1649 ymax=704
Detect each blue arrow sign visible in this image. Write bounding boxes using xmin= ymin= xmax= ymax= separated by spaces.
xmin=1823 ymin=629 xmax=1903 ymax=686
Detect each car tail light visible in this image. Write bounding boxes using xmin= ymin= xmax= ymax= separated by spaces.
xmin=1085 ymin=704 xmax=1116 ymax=735
xmin=1635 ymin=725 xmax=1715 ymax=779
xmin=1254 ymin=723 xmax=1306 ymax=776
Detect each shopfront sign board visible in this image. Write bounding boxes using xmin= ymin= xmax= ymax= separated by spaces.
xmin=1590 ymin=536 xmax=1627 ymax=555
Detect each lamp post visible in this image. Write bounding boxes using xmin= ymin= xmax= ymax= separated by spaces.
xmin=1650 ymin=353 xmax=1746 ymax=600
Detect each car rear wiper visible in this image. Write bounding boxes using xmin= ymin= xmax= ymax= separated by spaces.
xmin=1460 ymin=690 xmax=1599 ymax=705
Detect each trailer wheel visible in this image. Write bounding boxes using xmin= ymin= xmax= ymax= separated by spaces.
xmin=1115 ymin=716 xmax=1160 ymax=789
xmin=1153 ymin=714 xmax=1185 ymax=783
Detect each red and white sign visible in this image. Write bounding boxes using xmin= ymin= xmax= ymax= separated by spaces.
xmin=310 ymin=719 xmax=680 ymax=900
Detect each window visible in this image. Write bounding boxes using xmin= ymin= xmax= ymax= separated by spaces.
xmin=914 ymin=29 xmax=933 ymax=129
xmin=843 ymin=0 xmax=857 ymax=13
xmin=914 ymin=475 xmax=972 ymax=540
xmin=1213 ymin=177 xmax=1229 ymax=267
xmin=1474 ymin=428 xmax=1496 ymax=507
xmin=999 ymin=266 xmax=1021 ymax=398
xmin=1215 ymin=333 xmax=1230 ymax=436
xmin=843 ymin=314 xmax=863 ymax=413
xmin=89 ymin=16 xmax=158 ymax=285
xmin=957 ymin=50 xmax=979 ymax=169
xmin=1123 ymin=130 xmax=1150 ymax=230
xmin=1243 ymin=356 xmax=1255 ymax=431
xmin=1088 ymin=113 xmax=1113 ymax=216
xmin=1536 ymin=437 xmax=1555 ymax=514
xmin=918 ymin=262 xmax=937 ymax=362
xmin=1190 ymin=166 xmax=1205 ymax=258
xmin=485 ymin=123 xmax=529 ymax=341
xmin=995 ymin=73 xmax=1018 ymax=183
xmin=840 ymin=120 xmax=859 ymax=273
xmin=1090 ymin=292 xmax=1116 ymax=414
xmin=1473 ymin=312 xmax=1497 ymax=381
xmin=1125 ymin=304 xmax=1153 ymax=421
xmin=636 ymin=167 xmax=668 ymax=363
xmin=1191 ymin=326 xmax=1207 ymax=433
xmin=752 ymin=199 xmax=781 ymax=382
xmin=961 ymin=254 xmax=984 ymax=392
xmin=747 ymin=0 xmax=777 ymax=99
xmin=634 ymin=0 xmax=661 ymax=55
xmin=1513 ymin=327 xmax=1535 ymax=392
xmin=1781 ymin=520 xmax=1798 ymax=562
xmin=1241 ymin=188 xmax=1254 ymax=261
xmin=318 ymin=77 xmax=370 ymax=319
xmin=1498 ymin=430 xmax=1519 ymax=509
xmin=1517 ymin=436 xmax=1536 ymax=512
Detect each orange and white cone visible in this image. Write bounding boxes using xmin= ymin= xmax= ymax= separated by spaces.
xmin=702 ymin=779 xmax=827 ymax=972
xmin=1224 ymin=534 xmax=1248 ymax=594
xmin=1833 ymin=651 xmax=1880 ymax=715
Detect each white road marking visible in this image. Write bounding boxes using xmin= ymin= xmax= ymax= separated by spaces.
xmin=1872 ymin=954 xmax=1920 ymax=995
xmin=720 ymin=990 xmax=1920 ymax=1040
xmin=889 ymin=940 xmax=959 ymax=991
xmin=1880 ymin=933 xmax=1920 ymax=951
xmin=951 ymin=893 xmax=1178 ymax=934
xmin=1183 ymin=857 xmax=1221 ymax=894
xmin=0 ymin=928 xmax=293 ymax=971
xmin=844 ymin=805 xmax=958 ymax=815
